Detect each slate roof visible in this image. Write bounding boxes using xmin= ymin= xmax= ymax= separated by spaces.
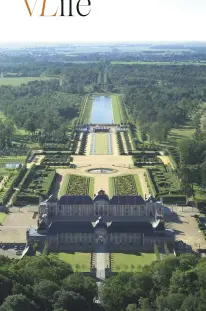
xmin=108 ymin=222 xmax=155 ymax=235
xmin=109 ymin=195 xmax=145 ymax=205
xmin=153 ymin=220 xmax=165 ymax=231
xmin=47 ymin=221 xmax=93 ymax=234
xmin=59 ymin=195 xmax=93 ymax=205
xmin=94 ymin=194 xmax=110 ymax=202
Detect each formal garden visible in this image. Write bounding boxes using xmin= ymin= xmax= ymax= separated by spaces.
xmin=42 ymin=152 xmax=72 ymax=166
xmin=132 ymin=151 xmax=162 ymax=166
xmin=13 ymin=165 xmax=56 ymax=205
xmin=58 ymin=174 xmax=94 ymax=197
xmin=110 ymin=174 xmax=143 ymax=196
xmin=144 ymin=165 xmax=186 ymax=203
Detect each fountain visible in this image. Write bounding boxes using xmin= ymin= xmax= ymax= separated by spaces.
xmin=87 ymin=168 xmax=116 ymax=174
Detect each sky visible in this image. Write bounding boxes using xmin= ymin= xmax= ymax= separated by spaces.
xmin=0 ymin=0 xmax=206 ymax=43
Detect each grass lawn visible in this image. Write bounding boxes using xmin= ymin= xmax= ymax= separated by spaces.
xmin=82 ymin=96 xmax=93 ymax=124
xmin=109 ymin=177 xmax=115 ymax=197
xmin=56 ymin=252 xmax=90 ymax=272
xmin=134 ymin=175 xmax=143 ymax=197
xmin=168 ymin=126 xmax=195 ymax=146
xmin=0 ymin=213 xmax=7 ymax=224
xmin=112 ymin=253 xmax=156 ymax=272
xmin=95 ymin=133 xmax=109 ymax=155
xmin=89 ymin=177 xmax=94 ymax=198
xmin=111 ymin=94 xmax=123 ymax=124
xmin=0 ymin=77 xmax=54 ymax=86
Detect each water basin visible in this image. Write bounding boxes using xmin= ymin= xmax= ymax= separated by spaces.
xmin=90 ymin=96 xmax=114 ymax=124
xmin=87 ymin=168 xmax=116 ymax=174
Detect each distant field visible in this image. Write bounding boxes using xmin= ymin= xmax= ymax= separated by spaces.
xmin=95 ymin=133 xmax=109 ymax=155
xmin=111 ymin=94 xmax=123 ymax=124
xmin=112 ymin=253 xmax=156 ymax=272
xmin=0 ymin=77 xmax=55 ymax=86
xmin=111 ymin=61 xmax=206 ymax=66
xmin=56 ymin=253 xmax=90 ymax=272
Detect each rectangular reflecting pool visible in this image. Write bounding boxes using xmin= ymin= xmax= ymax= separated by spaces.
xmin=90 ymin=96 xmax=114 ymax=124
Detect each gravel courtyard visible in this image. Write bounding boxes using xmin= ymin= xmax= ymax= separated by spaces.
xmin=0 ymin=208 xmax=37 ymax=243
xmin=164 ymin=205 xmax=206 ymax=251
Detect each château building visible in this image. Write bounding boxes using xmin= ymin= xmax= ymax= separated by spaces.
xmin=27 ymin=190 xmax=174 ymax=252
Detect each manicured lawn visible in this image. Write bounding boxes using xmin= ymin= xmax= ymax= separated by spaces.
xmin=82 ymin=96 xmax=93 ymax=124
xmin=111 ymin=94 xmax=123 ymax=124
xmin=134 ymin=175 xmax=143 ymax=197
xmin=109 ymin=177 xmax=115 ymax=197
xmin=89 ymin=177 xmax=94 ymax=198
xmin=112 ymin=253 xmax=156 ymax=272
xmin=0 ymin=77 xmax=54 ymax=86
xmin=168 ymin=126 xmax=195 ymax=146
xmin=57 ymin=252 xmax=90 ymax=272
xmin=0 ymin=213 xmax=7 ymax=224
xmin=95 ymin=133 xmax=109 ymax=155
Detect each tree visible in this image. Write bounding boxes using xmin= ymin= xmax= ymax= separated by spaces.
xmin=53 ymin=290 xmax=90 ymax=311
xmin=0 ymin=274 xmax=12 ymax=304
xmin=33 ymin=279 xmax=59 ymax=306
xmin=152 ymin=256 xmax=179 ymax=291
xmin=156 ymin=293 xmax=186 ymax=311
xmin=180 ymin=294 xmax=198 ymax=311
xmin=0 ymin=294 xmax=38 ymax=311
xmin=169 ymin=269 xmax=198 ymax=294
xmin=63 ymin=273 xmax=97 ymax=306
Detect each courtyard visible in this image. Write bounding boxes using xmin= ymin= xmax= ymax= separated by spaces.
xmin=0 ymin=207 xmax=37 ymax=243
xmin=164 ymin=205 xmax=206 ymax=251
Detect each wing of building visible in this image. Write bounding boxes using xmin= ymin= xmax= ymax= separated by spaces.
xmin=27 ymin=190 xmax=174 ymax=252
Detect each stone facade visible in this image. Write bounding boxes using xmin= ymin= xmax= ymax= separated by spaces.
xmin=27 ymin=190 xmax=174 ymax=252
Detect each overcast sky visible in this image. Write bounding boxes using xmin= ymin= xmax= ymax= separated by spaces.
xmin=0 ymin=0 xmax=206 ymax=43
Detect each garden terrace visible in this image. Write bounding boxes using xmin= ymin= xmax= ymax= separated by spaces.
xmin=111 ymin=174 xmax=140 ymax=195
xmin=15 ymin=165 xmax=56 ymax=205
xmin=146 ymin=165 xmax=181 ymax=198
xmin=58 ymin=174 xmax=94 ymax=197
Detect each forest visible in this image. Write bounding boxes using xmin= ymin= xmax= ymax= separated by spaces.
xmin=0 ymin=253 xmax=206 ymax=311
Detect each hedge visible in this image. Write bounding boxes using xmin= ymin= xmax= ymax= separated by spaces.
xmin=144 ymin=169 xmax=157 ymax=197
xmin=0 ymin=165 xmax=28 ymax=206
xmin=161 ymin=195 xmax=187 ymax=204
xmin=166 ymin=148 xmax=178 ymax=170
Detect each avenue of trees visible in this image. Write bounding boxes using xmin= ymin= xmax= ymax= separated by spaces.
xmin=0 ymin=253 xmax=206 ymax=311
